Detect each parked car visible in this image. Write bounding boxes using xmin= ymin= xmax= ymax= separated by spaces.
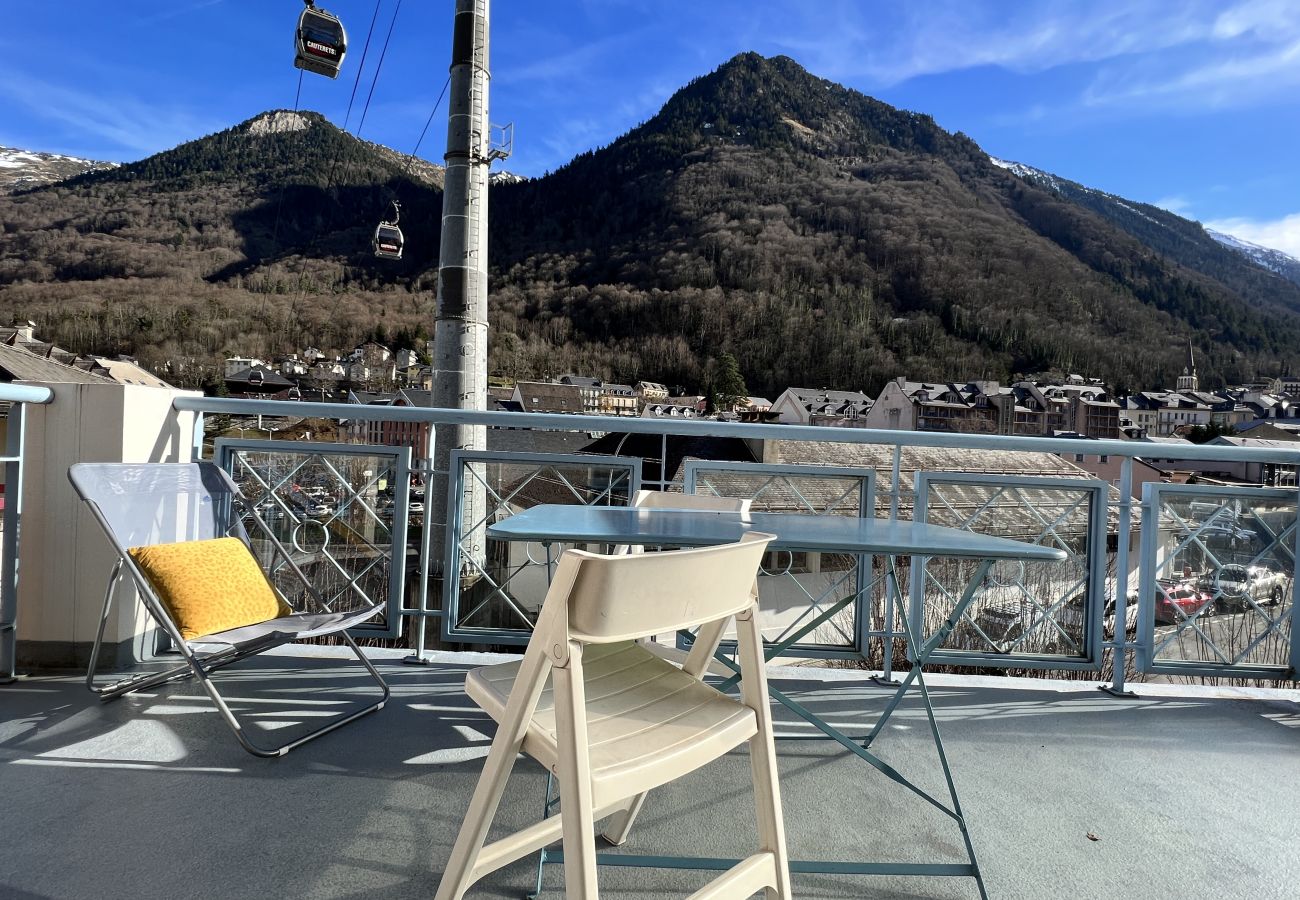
xmin=1153 ymin=580 xmax=1215 ymax=625
xmin=1203 ymin=564 xmax=1287 ymax=610
xmin=254 ymin=500 xmax=284 ymax=520
xmin=972 ymin=594 xmax=1090 ymax=655
xmin=1190 ymin=521 xmax=1257 ymax=550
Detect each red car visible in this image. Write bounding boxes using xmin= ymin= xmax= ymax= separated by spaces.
xmin=1154 ymin=581 xmax=1214 ymax=625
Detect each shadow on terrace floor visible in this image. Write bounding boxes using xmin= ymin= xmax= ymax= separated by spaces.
xmin=1 ymin=647 xmax=1297 ymax=900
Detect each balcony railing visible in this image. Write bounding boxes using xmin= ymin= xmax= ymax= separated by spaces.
xmin=164 ymin=395 xmax=1300 ymax=690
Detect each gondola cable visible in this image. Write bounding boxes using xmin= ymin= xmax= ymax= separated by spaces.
xmin=322 ymin=0 xmax=383 ymax=197
xmin=268 ymin=69 xmax=306 ymax=260
xmin=408 ymin=75 xmax=452 ymax=163
xmin=341 ymin=0 xmax=384 ymax=133
xmin=354 ymin=0 xmax=403 ymax=140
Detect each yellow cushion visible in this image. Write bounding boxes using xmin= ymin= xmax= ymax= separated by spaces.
xmin=128 ymin=537 xmax=292 ymax=640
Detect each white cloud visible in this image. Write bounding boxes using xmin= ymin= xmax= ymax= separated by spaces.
xmin=1155 ymin=196 xmax=1193 ymax=216
xmin=760 ymin=0 xmax=1223 ymax=87
xmin=1204 ymin=213 xmax=1300 ymax=257
xmin=0 ymin=72 xmax=217 ymax=159
xmin=1213 ymin=0 xmax=1300 ymax=40
xmin=1082 ymin=38 xmax=1300 ymax=111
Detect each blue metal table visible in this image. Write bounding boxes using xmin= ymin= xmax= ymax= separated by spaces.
xmin=487 ymin=505 xmax=1068 ymax=899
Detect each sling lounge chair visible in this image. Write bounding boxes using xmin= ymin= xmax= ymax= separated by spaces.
xmin=68 ymin=461 xmax=390 ymax=757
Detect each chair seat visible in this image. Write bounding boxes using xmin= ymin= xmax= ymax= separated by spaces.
xmin=195 ymin=605 xmax=384 ymax=647
xmin=467 ymin=641 xmax=757 ymax=803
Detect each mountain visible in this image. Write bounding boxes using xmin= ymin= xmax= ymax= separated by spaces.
xmin=486 ymin=54 xmax=1300 ymax=393
xmin=0 ymin=110 xmax=446 ymax=384
xmin=3 ymin=54 xmax=1300 ymax=397
xmin=989 ymin=156 xmax=1300 ymax=307
xmin=1205 ymin=229 xmax=1300 ymax=288
xmin=0 ymin=146 xmax=118 ymax=193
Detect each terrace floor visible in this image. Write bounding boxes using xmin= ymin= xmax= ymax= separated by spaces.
xmin=2 ymin=647 xmax=1298 ymax=900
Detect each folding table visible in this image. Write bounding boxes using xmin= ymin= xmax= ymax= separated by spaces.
xmin=487 ymin=505 xmax=1068 ymax=899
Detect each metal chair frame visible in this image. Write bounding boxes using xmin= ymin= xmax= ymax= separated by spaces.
xmin=69 ymin=462 xmax=390 ymax=758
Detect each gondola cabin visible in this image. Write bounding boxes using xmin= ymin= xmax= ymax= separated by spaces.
xmin=374 ymin=223 xmax=404 ymax=260
xmin=295 ymin=5 xmax=347 ymax=79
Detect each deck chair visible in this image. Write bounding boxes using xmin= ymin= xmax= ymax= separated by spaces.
xmin=68 ymin=462 xmax=390 ymax=757
xmin=434 ymin=532 xmax=791 ymax=900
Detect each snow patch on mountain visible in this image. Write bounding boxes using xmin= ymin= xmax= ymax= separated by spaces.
xmin=988 ymin=156 xmax=1061 ymax=191
xmin=0 ymin=146 xmax=118 ymax=192
xmin=1207 ymin=228 xmax=1300 ymax=283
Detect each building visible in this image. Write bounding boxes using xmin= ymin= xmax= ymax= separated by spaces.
xmin=598 ymin=383 xmax=639 ymax=416
xmin=512 ymin=381 xmax=585 ymax=414
xmin=771 ymin=387 xmax=873 ymax=426
xmin=635 ymin=381 xmax=669 ymax=402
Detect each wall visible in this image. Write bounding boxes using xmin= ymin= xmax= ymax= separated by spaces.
xmin=16 ymin=383 xmax=200 ymax=670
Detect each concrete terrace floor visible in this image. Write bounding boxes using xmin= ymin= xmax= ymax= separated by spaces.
xmin=2 ymin=647 xmax=1298 ymax=900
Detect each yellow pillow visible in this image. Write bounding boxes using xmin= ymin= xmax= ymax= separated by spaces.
xmin=128 ymin=537 xmax=292 ymax=640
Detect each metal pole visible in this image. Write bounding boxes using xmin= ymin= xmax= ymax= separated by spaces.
xmin=1102 ymin=457 xmax=1136 ymax=696
xmin=1 ymin=405 xmax=28 ymax=682
xmin=430 ymin=0 xmax=491 ymax=581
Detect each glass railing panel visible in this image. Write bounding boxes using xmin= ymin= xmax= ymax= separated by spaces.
xmin=442 ymin=451 xmax=641 ymax=643
xmin=215 ymin=438 xmax=412 ymax=637
xmin=913 ymin=474 xmax=1108 ymax=670
xmin=1139 ymin=485 xmax=1295 ymax=677
xmin=684 ymin=460 xmax=877 ymax=658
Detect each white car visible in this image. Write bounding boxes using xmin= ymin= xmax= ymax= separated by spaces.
xmin=1206 ymin=564 xmax=1287 ymax=609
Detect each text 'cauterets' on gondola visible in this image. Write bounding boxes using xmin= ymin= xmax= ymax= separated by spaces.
xmin=294 ymin=2 xmax=347 ymax=79
xmin=374 ymin=201 xmax=404 ymax=260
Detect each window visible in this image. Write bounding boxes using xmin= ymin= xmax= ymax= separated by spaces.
xmin=1074 ymin=453 xmax=1085 ymax=462
xmin=1099 ymin=455 xmax=1109 ymax=463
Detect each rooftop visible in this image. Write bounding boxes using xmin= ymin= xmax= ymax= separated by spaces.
xmin=4 ymin=647 xmax=1296 ymax=900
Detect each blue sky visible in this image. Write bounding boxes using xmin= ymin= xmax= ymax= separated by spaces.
xmin=3 ymin=0 xmax=1299 ymax=254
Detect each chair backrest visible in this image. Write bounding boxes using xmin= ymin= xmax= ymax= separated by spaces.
xmin=68 ymin=462 xmax=248 ymax=552
xmin=556 ymin=532 xmax=774 ymax=643
xmin=632 ymin=489 xmax=751 ymax=514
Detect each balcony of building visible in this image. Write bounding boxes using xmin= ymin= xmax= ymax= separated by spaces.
xmin=0 ymin=380 xmax=1297 ymax=900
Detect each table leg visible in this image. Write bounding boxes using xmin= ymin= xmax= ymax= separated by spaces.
xmin=864 ymin=557 xmax=993 ymax=747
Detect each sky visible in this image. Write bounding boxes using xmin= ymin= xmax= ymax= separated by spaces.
xmin=3 ymin=0 xmax=1299 ymax=256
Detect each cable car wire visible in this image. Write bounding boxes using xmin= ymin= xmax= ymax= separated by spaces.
xmin=322 ymin=0 xmax=383 ymax=196
xmin=409 ymin=75 xmax=452 ymax=162
xmin=355 ymin=0 xmax=403 ymax=139
xmin=269 ymin=69 xmax=307 ymax=257
xmin=341 ymin=0 xmax=384 ymax=133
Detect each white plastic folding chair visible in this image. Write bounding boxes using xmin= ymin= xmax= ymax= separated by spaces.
xmin=609 ymin=490 xmax=750 ymax=559
xmin=629 ymin=489 xmax=752 ymax=514
xmin=68 ymin=462 xmax=390 ymax=757
xmin=434 ymin=532 xmax=791 ymax=900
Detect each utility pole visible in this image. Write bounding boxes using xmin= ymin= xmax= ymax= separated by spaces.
xmin=429 ymin=0 xmax=507 ymax=581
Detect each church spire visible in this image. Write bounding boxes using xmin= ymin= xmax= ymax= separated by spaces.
xmin=1177 ymin=340 xmax=1199 ymax=392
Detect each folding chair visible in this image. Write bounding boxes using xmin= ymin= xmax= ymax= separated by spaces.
xmin=434 ymin=532 xmax=791 ymax=900
xmin=68 ymin=462 xmax=390 ymax=757
xmin=629 ymin=489 xmax=752 ymax=514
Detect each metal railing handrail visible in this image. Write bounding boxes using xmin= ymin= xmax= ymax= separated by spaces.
xmin=173 ymin=396 xmax=1300 ymax=466
xmin=1 ymin=382 xmax=54 ymax=682
xmin=0 ymin=384 xmax=54 ymax=405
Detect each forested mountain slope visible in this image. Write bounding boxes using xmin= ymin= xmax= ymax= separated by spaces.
xmin=2 ymin=54 xmax=1298 ymax=394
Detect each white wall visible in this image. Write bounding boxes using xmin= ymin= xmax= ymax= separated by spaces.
xmin=16 ymin=382 xmax=200 ymax=669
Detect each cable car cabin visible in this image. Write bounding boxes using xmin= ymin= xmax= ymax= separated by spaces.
xmin=295 ymin=5 xmax=347 ymax=79
xmin=373 ymin=223 xmax=404 ymax=260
